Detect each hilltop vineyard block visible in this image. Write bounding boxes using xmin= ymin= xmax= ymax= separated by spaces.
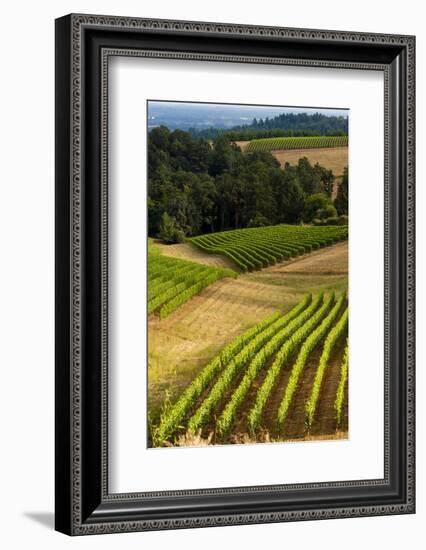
xmin=246 ymin=135 xmax=348 ymax=152
xmin=191 ymin=224 xmax=348 ymax=272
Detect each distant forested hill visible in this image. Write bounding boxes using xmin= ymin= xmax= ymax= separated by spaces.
xmin=188 ymin=112 xmax=348 ymax=141
xmin=247 ymin=112 xmax=348 ymax=133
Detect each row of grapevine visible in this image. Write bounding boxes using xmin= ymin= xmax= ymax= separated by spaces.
xmin=246 ymin=135 xmax=348 ymax=153
xmin=334 ymin=339 xmax=349 ymax=426
xmin=247 ymin=293 xmax=333 ymax=434
xmin=159 ymin=271 xmax=223 ymax=319
xmin=148 ymin=253 xmax=198 ymax=278
xmin=148 ymin=242 xmax=237 ymax=318
xmin=276 ymin=293 xmax=347 ymax=429
xmin=148 ymin=281 xmax=186 ymax=314
xmin=187 ymin=301 xmax=314 ymax=433
xmin=305 ymin=307 xmax=349 ymax=428
xmin=148 ymin=263 xmax=205 ymax=299
xmin=153 ymin=311 xmax=281 ymax=446
xmin=216 ymin=294 xmax=312 ymax=436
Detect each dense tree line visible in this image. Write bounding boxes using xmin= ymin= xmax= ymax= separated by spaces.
xmin=148 ymin=126 xmax=348 ymax=242
xmin=189 ymin=127 xmax=347 ymax=141
xmin=249 ymin=112 xmax=348 ymax=133
xmin=334 ymin=166 xmax=348 ymax=215
xmin=187 ymin=112 xmax=348 ymax=141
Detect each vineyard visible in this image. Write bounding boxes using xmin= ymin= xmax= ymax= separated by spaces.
xmin=148 ymin=241 xmax=237 ymax=318
xmin=190 ymin=224 xmax=348 ymax=272
xmin=152 ymin=292 xmax=348 ymax=446
xmin=245 ymin=135 xmax=348 ymax=153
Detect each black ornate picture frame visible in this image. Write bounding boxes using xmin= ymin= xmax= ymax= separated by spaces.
xmin=55 ymin=13 xmax=415 ymax=535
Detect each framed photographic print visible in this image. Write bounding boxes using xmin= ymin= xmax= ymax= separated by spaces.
xmin=55 ymin=14 xmax=415 ymax=535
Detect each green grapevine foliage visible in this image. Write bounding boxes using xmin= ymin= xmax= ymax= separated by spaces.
xmin=334 ymin=339 xmax=349 ymax=426
xmin=276 ymin=293 xmax=347 ymax=430
xmin=153 ymin=311 xmax=281 ymax=445
xmin=148 ymin=246 xmax=237 ymax=318
xmin=246 ymin=135 xmax=348 ymax=153
xmin=247 ymin=293 xmax=333 ymax=434
xmin=216 ymin=294 xmax=312 ymax=436
xmin=305 ymin=308 xmax=349 ymax=428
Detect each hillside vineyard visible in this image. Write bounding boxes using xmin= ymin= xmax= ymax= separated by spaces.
xmin=153 ymin=292 xmax=348 ymax=446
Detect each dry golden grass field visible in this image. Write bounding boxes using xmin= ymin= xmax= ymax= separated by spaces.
xmin=270 ymin=147 xmax=348 ymax=177
xmin=148 ymin=241 xmax=348 ymax=441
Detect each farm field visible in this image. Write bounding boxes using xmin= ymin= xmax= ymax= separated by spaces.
xmin=270 ymin=147 xmax=348 ymax=178
xmin=148 ymin=237 xmax=348 ymax=446
xmin=151 ymin=290 xmax=348 ymax=446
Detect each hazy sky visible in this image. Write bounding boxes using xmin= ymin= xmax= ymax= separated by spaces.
xmin=148 ymin=100 xmax=349 ymax=118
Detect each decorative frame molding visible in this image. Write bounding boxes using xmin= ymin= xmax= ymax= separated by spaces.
xmin=55 ymin=14 xmax=415 ymax=535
